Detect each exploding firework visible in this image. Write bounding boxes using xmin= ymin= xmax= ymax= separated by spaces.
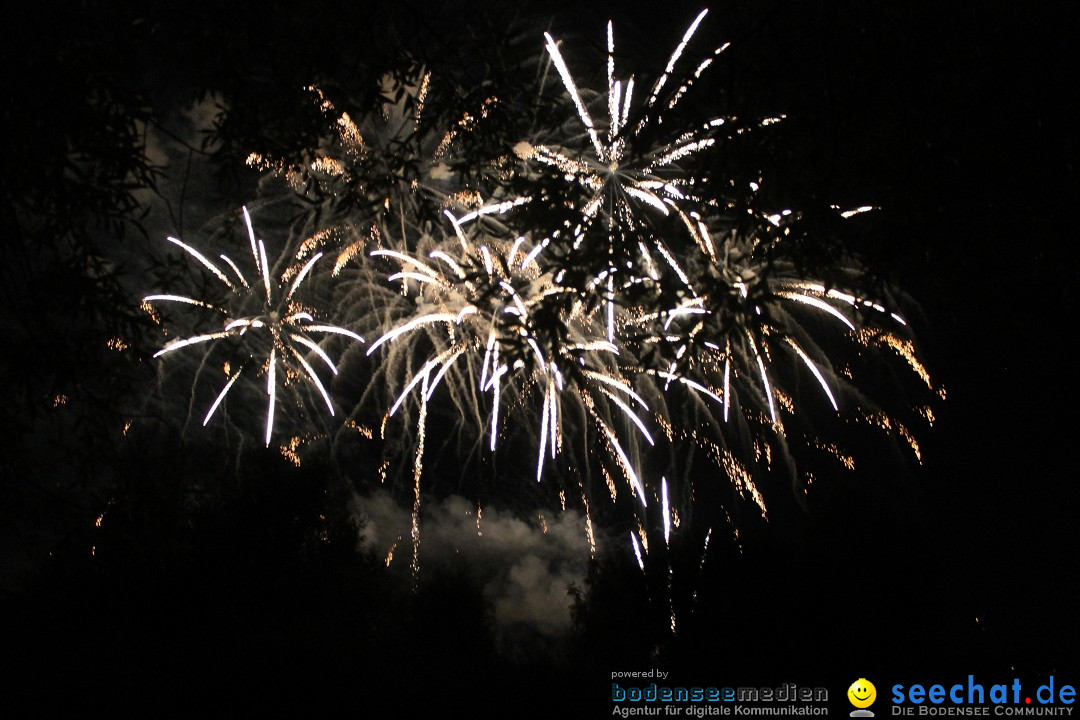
xmin=246 ymin=71 xmax=510 ymax=256
xmin=636 ymin=211 xmax=932 ymax=497
xmin=142 ymin=8 xmax=938 ymax=593
xmin=144 ymin=207 xmax=364 ymax=446
xmin=362 ymin=209 xmax=660 ymax=563
xmin=511 ymin=9 xmax=779 ymax=346
xmin=524 ymin=9 xmax=725 ymax=227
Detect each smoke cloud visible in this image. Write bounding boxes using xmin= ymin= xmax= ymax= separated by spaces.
xmin=354 ymin=489 xmax=594 ymax=637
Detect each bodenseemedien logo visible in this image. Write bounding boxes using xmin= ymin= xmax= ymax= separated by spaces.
xmin=850 ymin=679 xmax=878 ymax=717
xmin=610 ymin=680 xmax=829 ymax=715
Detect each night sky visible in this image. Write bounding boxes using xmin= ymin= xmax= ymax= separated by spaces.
xmin=2 ymin=0 xmax=1077 ymax=714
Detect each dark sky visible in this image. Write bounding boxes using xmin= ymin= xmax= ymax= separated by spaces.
xmin=2 ymin=0 xmax=1078 ymax=713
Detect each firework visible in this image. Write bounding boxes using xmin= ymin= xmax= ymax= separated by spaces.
xmin=366 ymin=211 xmax=654 ymax=503
xmin=145 ymin=207 xmax=364 ymax=445
xmin=526 ymin=9 xmax=726 ymax=224
xmin=248 ymin=73 xmax=510 ymax=256
xmin=141 ymin=9 xmax=937 ymax=597
xmin=512 ymin=9 xmax=750 ymax=343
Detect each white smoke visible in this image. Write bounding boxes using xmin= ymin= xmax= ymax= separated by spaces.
xmin=354 ymin=489 xmax=594 ymax=637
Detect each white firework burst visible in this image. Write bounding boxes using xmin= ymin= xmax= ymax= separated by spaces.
xmin=145 ymin=207 xmax=364 ymax=445
xmin=512 ymin=9 xmax=751 ymax=340
xmin=367 ymin=211 xmax=654 ymax=502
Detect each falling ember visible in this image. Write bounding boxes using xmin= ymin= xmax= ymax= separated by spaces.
xmin=345 ymin=420 xmax=375 ymax=439
xmin=280 ymin=436 xmax=304 ymax=467
xmin=297 ymin=227 xmax=339 ymax=259
xmin=690 ymin=528 xmax=713 ymax=605
xmin=411 ymin=374 xmax=430 ymax=582
xmin=857 ymin=411 xmax=923 ymax=463
xmin=140 ymin=300 xmax=162 ymax=325
xmin=310 ymin=156 xmax=346 ymax=177
xmin=721 ymin=449 xmax=767 ymax=520
xmin=857 ymin=328 xmax=933 ymax=389
xmin=603 ymin=467 xmax=618 ymax=503
xmin=333 ymin=229 xmax=370 ymax=276
xmin=897 ymin=422 xmax=923 ymax=463
xmin=636 ymin=522 xmax=650 ymax=555
xmin=814 ymin=440 xmax=856 ymax=471
xmin=581 ymin=492 xmax=597 ymax=555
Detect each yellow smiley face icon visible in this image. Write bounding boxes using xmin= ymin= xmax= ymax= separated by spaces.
xmin=848 ymin=679 xmax=876 ymax=708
